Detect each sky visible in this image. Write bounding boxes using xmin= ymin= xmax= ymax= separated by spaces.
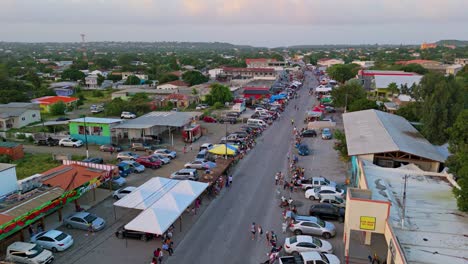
xmin=0 ymin=0 xmax=467 ymax=47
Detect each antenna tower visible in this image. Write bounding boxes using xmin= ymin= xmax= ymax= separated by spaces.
xmin=80 ymin=33 xmax=87 ymax=61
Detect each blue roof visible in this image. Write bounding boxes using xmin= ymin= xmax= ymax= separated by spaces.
xmin=69 ymin=117 xmax=122 ymax=124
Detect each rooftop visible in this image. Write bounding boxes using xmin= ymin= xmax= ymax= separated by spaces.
xmin=374 ymin=75 xmax=423 ymax=89
xmin=359 ymin=70 xmax=418 ymax=76
xmin=0 ymin=142 xmax=22 ymax=148
xmin=31 ymin=96 xmax=79 ymax=105
xmin=343 ymin=110 xmax=446 ymax=162
xmin=114 ymin=112 xmax=200 ymax=129
xmin=362 ymin=161 xmax=468 ymax=264
xmin=0 ymin=163 xmax=16 ymax=173
xmin=222 ymin=67 xmax=275 ymax=73
xmin=69 ymin=117 xmax=122 ymax=124
xmin=41 ymin=164 xmax=107 ymax=191
xmin=159 ymin=80 xmax=189 ymax=87
xmin=0 ymin=103 xmax=40 ymax=118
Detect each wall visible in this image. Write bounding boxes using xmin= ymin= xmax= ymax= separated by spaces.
xmin=0 ymin=166 xmax=18 ymax=197
xmin=16 ymin=110 xmax=41 ymax=128
xmin=0 ymin=145 xmax=24 ymax=160
xmin=69 ymin=122 xmax=111 ymax=145
xmin=345 ymin=197 xmax=390 ymax=234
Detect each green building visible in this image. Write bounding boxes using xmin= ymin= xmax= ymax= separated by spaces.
xmin=69 ymin=117 xmax=122 ymax=145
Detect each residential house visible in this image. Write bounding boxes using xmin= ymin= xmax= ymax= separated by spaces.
xmin=69 ymin=117 xmax=122 ymax=145
xmin=0 ymin=102 xmax=41 ymax=131
xmin=0 ymin=142 xmax=24 ymax=160
xmin=31 ymin=96 xmax=79 ymax=113
xmin=121 ymin=72 xmax=148 ymax=81
xmin=111 ymin=88 xmax=174 ymax=100
xmin=166 ymin=93 xmax=199 ymax=108
xmin=343 ymin=109 xmax=445 ymax=172
xmin=49 ymin=82 xmax=77 ymax=96
xmin=454 ymin=58 xmax=468 ymax=66
xmin=220 ymin=68 xmax=277 ymax=81
xmin=317 ymin=58 xmax=344 ymax=67
xmin=351 ymin=60 xmax=375 ymax=68
xmin=242 ymin=87 xmax=270 ymax=100
xmin=85 ymin=75 xmax=99 ymax=89
xmin=157 ymin=80 xmax=189 ymax=91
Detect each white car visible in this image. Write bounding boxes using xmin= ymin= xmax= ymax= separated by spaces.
xmin=120 ymin=111 xmax=136 ymax=119
xmin=30 ymin=230 xmax=74 ymax=252
xmin=59 ymin=138 xmax=83 ymax=148
xmin=6 ymin=242 xmax=54 ymax=264
xmin=154 ymin=149 xmax=177 ymax=159
xmin=122 ymin=160 xmax=145 ymax=173
xmin=292 ymin=251 xmax=341 ymax=264
xmin=305 ymin=186 xmax=345 ymax=200
xmin=184 ymin=160 xmax=210 ymax=170
xmin=113 ymin=186 xmax=137 ymax=199
xmin=199 ymin=143 xmax=214 ymax=151
xmin=284 ymin=235 xmax=333 ymax=254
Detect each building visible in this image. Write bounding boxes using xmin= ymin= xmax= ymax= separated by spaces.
xmin=157 ymin=80 xmax=189 ymax=91
xmin=0 ymin=103 xmax=41 ymax=131
xmin=351 ymin=60 xmax=375 ymax=68
xmin=0 ymin=142 xmax=24 ymax=160
xmin=31 ymin=96 xmax=79 ymax=113
xmin=358 ymin=70 xmax=422 ymax=91
xmin=49 ymin=82 xmax=78 ymax=96
xmin=420 ymin=42 xmax=438 ymax=49
xmin=344 ymin=159 xmax=466 ymax=264
xmin=454 ymin=58 xmax=468 ymax=66
xmin=343 ymin=110 xmax=446 ymax=174
xmin=317 ymin=58 xmax=344 ymax=67
xmin=245 ymin=58 xmax=288 ymax=69
xmin=220 ymin=67 xmax=277 ymax=81
xmin=242 ymin=87 xmax=271 ymax=100
xmin=85 ymin=75 xmax=99 ymax=89
xmin=113 ymin=111 xmax=200 ymax=141
xmin=166 ymin=93 xmax=198 ymax=108
xmin=68 ymin=117 xmax=122 ymax=145
xmin=121 ymin=72 xmax=148 ymax=81
xmin=445 ymin=64 xmax=463 ymax=75
xmin=111 ymin=88 xmax=174 ymax=101
xmin=0 ymin=163 xmax=17 ymax=198
xmin=208 ymin=68 xmax=223 ymax=79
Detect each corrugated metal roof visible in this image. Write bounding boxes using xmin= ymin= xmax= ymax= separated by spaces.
xmin=343 ymin=110 xmax=445 ymax=162
xmin=69 ymin=117 xmax=122 ymax=124
xmin=374 ymin=75 xmax=422 ymax=89
xmin=114 ymin=112 xmax=199 ymax=129
xmin=0 ymin=142 xmax=21 ymax=148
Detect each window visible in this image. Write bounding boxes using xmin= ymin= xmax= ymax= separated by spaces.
xmin=38 ymin=236 xmax=54 ymax=242
xmin=32 ymin=114 xmax=36 ymax=118
xmin=71 ymin=217 xmax=85 ymax=223
xmin=22 ymin=117 xmax=25 ymax=121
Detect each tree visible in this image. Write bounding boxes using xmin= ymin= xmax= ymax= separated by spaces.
xmin=333 ymin=130 xmax=349 ymax=160
xmin=205 ymin=83 xmax=233 ymax=105
xmin=387 ymin=82 xmax=399 ymax=97
xmin=61 ymin=68 xmax=85 ymax=81
xmin=330 ymin=82 xmax=367 ymax=110
xmin=49 ymin=101 xmax=67 ymax=115
xmin=182 ymin=71 xmax=208 ymax=86
xmin=192 ymin=88 xmax=198 ymax=95
xmin=97 ymin=74 xmax=105 ymax=86
xmin=348 ymin=98 xmax=378 ymax=112
xmin=326 ymin=64 xmax=360 ymax=84
xmin=395 ymin=102 xmax=422 ymax=122
xmin=124 ymin=75 xmax=141 ymax=85
xmin=107 ymin=73 xmax=122 ymax=82
xmin=446 ymin=110 xmax=468 ymax=212
xmin=159 ymin=74 xmax=179 ymax=84
xmin=400 ymin=63 xmax=428 ymax=75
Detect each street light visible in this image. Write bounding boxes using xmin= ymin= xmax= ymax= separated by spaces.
xmin=80 ymin=115 xmax=89 ymax=158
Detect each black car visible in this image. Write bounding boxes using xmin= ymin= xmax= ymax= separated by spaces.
xmin=82 ymin=157 xmax=104 ymax=164
xmin=34 ymin=137 xmax=59 ymax=146
xmin=115 ymin=226 xmax=153 ymax=241
xmin=55 ymin=117 xmax=70 ymax=121
xmin=309 ymin=204 xmax=345 ymax=223
xmin=219 ymin=116 xmax=237 ymax=124
xmin=301 ymin=129 xmax=317 ymax=137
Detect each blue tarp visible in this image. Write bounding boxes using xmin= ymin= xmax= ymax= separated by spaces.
xmin=269 ymin=94 xmax=287 ymax=102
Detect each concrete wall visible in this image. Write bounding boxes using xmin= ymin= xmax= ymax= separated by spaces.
xmin=0 ymin=166 xmax=18 ymax=197
xmin=16 ymin=110 xmax=41 ymax=128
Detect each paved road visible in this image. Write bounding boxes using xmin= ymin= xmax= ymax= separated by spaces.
xmin=167 ymin=72 xmax=318 ymax=264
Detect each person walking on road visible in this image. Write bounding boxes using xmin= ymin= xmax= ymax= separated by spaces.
xmin=291 ymin=119 xmax=294 ymax=126
xmin=251 ymin=222 xmax=257 ymax=240
xmin=153 ymin=248 xmax=163 ymax=263
xmin=265 ymin=231 xmax=271 ymax=246
xmin=228 ymin=175 xmax=233 ymax=186
xmin=275 ymin=172 xmax=279 ymax=185
xmin=257 ymin=224 xmax=263 ymax=239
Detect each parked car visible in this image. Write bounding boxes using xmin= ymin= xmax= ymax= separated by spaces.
xmin=6 ymin=242 xmax=54 ymax=264
xmin=279 ymin=251 xmax=340 ymax=264
xmin=325 ymin=106 xmax=336 ymax=113
xmin=99 ymin=144 xmax=122 ymax=152
xmin=218 ymin=116 xmax=237 ymax=124
xmin=170 ymin=168 xmax=199 ymax=181
xmin=284 ymin=235 xmax=333 ymax=254
xmin=199 ymin=143 xmax=214 ymax=151
xmin=136 ymin=156 xmax=162 ymax=169
xmin=305 ymin=186 xmax=345 ymax=201
xmin=115 ymin=226 xmax=153 ymax=241
xmin=117 ymin=162 xmax=132 ymax=177
xmin=149 ymin=154 xmax=171 ymax=165
xmin=99 ymin=176 xmax=126 ymax=190
xmin=184 ymin=160 xmax=210 ymax=170
xmin=321 ymin=128 xmax=332 ymax=140
xmin=30 ymin=230 xmax=74 ymax=252
xmin=301 ymin=129 xmax=317 ymax=137
xmin=131 ymin=143 xmax=151 ymax=152
xmin=320 ymin=196 xmax=346 ymax=208
xmin=122 ymin=160 xmax=145 ymax=173
xmin=300 ymin=177 xmax=337 ymax=190
xmin=298 ymin=144 xmax=310 ymax=156
xmin=82 ymin=157 xmax=104 ymax=164
xmin=203 ymin=116 xmax=217 ymax=123
xmin=90 ymin=105 xmax=104 ymax=114
xmin=154 ymin=149 xmax=176 ymax=159
xmin=59 ymin=138 xmax=83 ymax=148
xmin=117 ymin=151 xmax=139 ymax=161
xmin=64 ymin=212 xmax=105 ymax=231
xmin=289 ymin=218 xmax=336 ymax=239
xmin=226 ymin=112 xmax=240 ymax=118
xmin=113 ymin=186 xmax=137 ymax=200
xmin=55 ymin=117 xmax=70 ymax=121
xmin=309 ymin=204 xmax=345 ymax=222
xmin=34 ymin=137 xmax=60 ymax=147
xmin=120 ymin=111 xmax=136 ymax=119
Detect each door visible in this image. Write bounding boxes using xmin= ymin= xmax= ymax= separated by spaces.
xmin=302 ymin=222 xmax=320 ymax=235
xmin=71 ymin=217 xmax=86 ymax=229
xmin=296 ymin=242 xmax=317 ymax=252
xmin=37 ymin=236 xmax=55 ymax=250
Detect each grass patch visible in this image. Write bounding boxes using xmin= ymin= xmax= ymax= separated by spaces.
xmin=78 ymin=89 xmax=114 ymax=104
xmin=13 ymin=153 xmax=61 ymax=180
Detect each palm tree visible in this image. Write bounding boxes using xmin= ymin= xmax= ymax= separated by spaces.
xmin=387 ymin=82 xmax=399 ymax=98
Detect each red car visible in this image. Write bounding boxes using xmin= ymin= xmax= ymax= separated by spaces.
xmin=136 ymin=156 xmax=162 ymax=169
xmin=203 ymin=116 xmax=217 ymax=123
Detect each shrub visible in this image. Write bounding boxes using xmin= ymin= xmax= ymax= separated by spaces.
xmin=213 ymin=102 xmax=224 ymax=109
xmin=92 ymin=90 xmax=104 ymax=97
xmin=0 ymin=154 xmax=11 ymax=163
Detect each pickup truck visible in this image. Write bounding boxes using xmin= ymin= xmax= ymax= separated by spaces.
xmin=300 ymin=177 xmax=337 ymax=190
xmin=34 ymin=137 xmax=59 ymax=146
xmin=279 ymin=251 xmax=340 ymax=264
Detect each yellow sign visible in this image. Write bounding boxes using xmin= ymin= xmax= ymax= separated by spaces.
xmin=360 ymin=216 xmax=376 ymax=230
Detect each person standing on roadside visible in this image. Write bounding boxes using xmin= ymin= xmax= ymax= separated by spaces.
xmin=257 ymin=224 xmax=263 ymax=240
xmin=228 ymin=175 xmax=233 ymax=186
xmin=265 ymin=231 xmax=271 ymax=246
xmin=250 ymin=222 xmax=256 ymax=240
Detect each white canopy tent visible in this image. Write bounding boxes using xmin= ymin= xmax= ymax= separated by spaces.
xmin=113 ymin=177 xmax=208 ymax=235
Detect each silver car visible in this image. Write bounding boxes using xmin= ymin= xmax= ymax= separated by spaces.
xmin=64 ymin=212 xmax=106 ymax=232
xmin=289 ymin=218 xmax=336 ymax=239
xmin=116 ymin=151 xmax=139 ymax=161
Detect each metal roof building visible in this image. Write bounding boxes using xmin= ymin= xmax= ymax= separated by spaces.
xmin=343 ymin=110 xmax=445 ymax=172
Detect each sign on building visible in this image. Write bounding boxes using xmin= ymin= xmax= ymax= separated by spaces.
xmin=360 ymin=216 xmax=376 ymax=230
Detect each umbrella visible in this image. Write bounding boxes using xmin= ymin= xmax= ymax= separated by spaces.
xmin=208 ymin=144 xmax=238 ymax=156
xmin=202 ymin=161 xmax=217 ymax=169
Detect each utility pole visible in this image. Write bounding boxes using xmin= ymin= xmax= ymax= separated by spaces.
xmin=81 ymin=115 xmax=89 ymax=159
xmin=401 ymin=174 xmax=408 ymax=228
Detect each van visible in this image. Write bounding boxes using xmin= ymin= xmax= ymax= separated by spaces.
xmin=195 ymin=149 xmax=208 ymax=161
xmin=247 ymin=118 xmax=267 ymax=127
xmin=6 ymin=242 xmax=54 ymax=264
xmin=170 ymin=168 xmax=199 ymax=181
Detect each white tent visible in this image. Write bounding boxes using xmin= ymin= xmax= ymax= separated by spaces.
xmin=114 ymin=177 xmax=208 ymax=235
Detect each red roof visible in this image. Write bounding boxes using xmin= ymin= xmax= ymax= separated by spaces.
xmin=42 ymin=164 xmax=107 ymax=191
xmin=167 ymin=93 xmax=190 ymax=100
xmin=0 ymin=213 xmax=14 ymax=226
xmin=245 ymin=58 xmax=276 ymax=65
xmin=395 ymin=60 xmax=439 ymax=65
xmin=223 ymin=67 xmax=275 ymax=73
xmin=32 ymin=96 xmax=79 ymax=105
xmin=162 ymin=80 xmax=189 ymax=87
